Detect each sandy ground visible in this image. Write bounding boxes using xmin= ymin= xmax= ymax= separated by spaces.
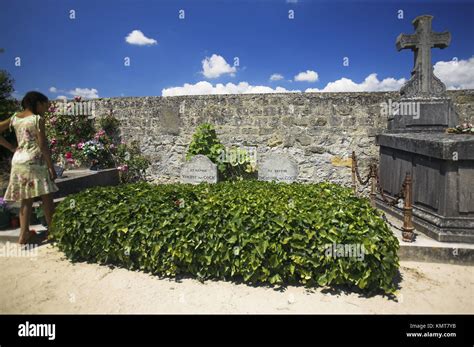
xmin=0 ymin=242 xmax=472 ymax=314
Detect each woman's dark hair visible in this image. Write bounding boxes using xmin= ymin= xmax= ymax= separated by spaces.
xmin=21 ymin=91 xmax=49 ymax=114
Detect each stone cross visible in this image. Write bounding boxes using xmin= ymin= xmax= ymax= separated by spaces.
xmin=396 ymin=15 xmax=451 ymax=97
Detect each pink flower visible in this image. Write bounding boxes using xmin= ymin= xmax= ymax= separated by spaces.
xmin=77 ymin=142 xmax=84 ymax=150
xmin=94 ymin=129 xmax=106 ymax=140
xmin=65 ymin=152 xmax=72 ymax=159
xmin=50 ymin=138 xmax=57 ymax=146
xmin=70 ymin=144 xmax=76 ymax=149
xmin=50 ymin=116 xmax=57 ymax=124
xmin=117 ymin=164 xmax=129 ymax=172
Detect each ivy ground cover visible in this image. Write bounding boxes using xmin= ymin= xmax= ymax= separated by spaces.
xmin=51 ymin=181 xmax=399 ymax=294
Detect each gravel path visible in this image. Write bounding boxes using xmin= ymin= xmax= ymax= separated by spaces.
xmin=0 ymin=243 xmax=472 ymax=314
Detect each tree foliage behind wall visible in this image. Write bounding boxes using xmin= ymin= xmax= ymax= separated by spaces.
xmin=0 ymin=70 xmax=20 ymax=162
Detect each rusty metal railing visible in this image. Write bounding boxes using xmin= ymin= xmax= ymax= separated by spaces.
xmin=351 ymin=151 xmax=415 ymax=242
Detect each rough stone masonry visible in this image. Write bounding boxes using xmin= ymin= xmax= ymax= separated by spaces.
xmin=87 ymin=90 xmax=473 ymax=185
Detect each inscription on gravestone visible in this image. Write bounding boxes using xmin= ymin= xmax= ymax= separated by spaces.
xmin=258 ymin=153 xmax=298 ymax=183
xmin=180 ymin=154 xmax=218 ymax=184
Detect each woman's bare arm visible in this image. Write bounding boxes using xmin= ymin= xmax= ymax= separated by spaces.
xmin=0 ymin=135 xmax=15 ymax=152
xmin=0 ymin=117 xmax=11 ymax=133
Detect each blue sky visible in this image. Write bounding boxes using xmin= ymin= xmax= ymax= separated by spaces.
xmin=0 ymin=0 xmax=473 ymax=99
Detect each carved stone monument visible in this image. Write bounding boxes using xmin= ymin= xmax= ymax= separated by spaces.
xmin=258 ymin=153 xmax=298 ymax=183
xmin=376 ymin=15 xmax=474 ymax=243
xmin=396 ymin=15 xmax=450 ymax=97
xmin=180 ymin=154 xmax=218 ymax=184
xmin=389 ymin=15 xmax=457 ymax=131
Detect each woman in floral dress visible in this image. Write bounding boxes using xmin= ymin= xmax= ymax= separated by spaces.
xmin=0 ymin=91 xmax=58 ymax=244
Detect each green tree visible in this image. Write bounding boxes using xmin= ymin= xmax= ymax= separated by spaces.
xmin=0 ymin=70 xmax=20 ymax=161
xmin=0 ymin=70 xmax=20 ymax=118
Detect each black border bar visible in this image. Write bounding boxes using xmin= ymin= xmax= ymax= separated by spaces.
xmin=0 ymin=314 xmax=472 ymax=345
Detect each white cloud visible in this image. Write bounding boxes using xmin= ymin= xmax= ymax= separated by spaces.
xmin=201 ymin=54 xmax=237 ymax=79
xmin=305 ymin=73 xmax=406 ymax=92
xmin=68 ymin=88 xmax=99 ymax=99
xmin=286 ymin=0 xmax=298 ymax=3
xmin=434 ymin=56 xmax=474 ymax=90
xmin=270 ymin=73 xmax=284 ymax=81
xmin=162 ymin=81 xmax=300 ymax=96
xmin=49 ymin=86 xmax=99 ymax=99
xmin=294 ymin=70 xmax=319 ymax=82
xmin=125 ymin=30 xmax=157 ymax=46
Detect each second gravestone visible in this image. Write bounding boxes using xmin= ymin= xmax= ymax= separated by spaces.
xmin=180 ymin=154 xmax=218 ymax=184
xmin=258 ymin=153 xmax=298 ymax=183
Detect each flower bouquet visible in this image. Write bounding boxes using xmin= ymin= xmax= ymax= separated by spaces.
xmin=82 ymin=140 xmax=106 ymax=170
xmin=446 ymin=122 xmax=474 ymax=134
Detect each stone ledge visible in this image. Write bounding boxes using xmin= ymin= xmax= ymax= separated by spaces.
xmin=386 ymin=214 xmax=474 ymax=265
xmin=51 ymin=168 xmax=120 ymax=199
xmin=377 ymin=198 xmax=474 ymax=244
xmin=377 ymin=132 xmax=474 ymax=160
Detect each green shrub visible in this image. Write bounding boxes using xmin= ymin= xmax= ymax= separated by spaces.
xmin=51 ymin=181 xmax=399 ymax=294
xmin=113 ymin=140 xmax=151 ymax=183
xmin=99 ymin=111 xmax=121 ymax=138
xmin=217 ymin=145 xmax=258 ymax=181
xmin=186 ymin=123 xmax=258 ymax=181
xmin=186 ymin=123 xmax=225 ymax=170
xmin=45 ymin=100 xmax=96 ymax=165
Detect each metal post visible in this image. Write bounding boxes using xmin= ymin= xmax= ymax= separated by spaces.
xmin=402 ymin=172 xmax=415 ymax=242
xmin=351 ymin=151 xmax=356 ymax=194
xmin=369 ymin=164 xmax=377 ymax=208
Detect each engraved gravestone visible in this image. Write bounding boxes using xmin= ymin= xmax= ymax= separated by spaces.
xmin=180 ymin=154 xmax=218 ymax=184
xmin=258 ymin=153 xmax=298 ymax=183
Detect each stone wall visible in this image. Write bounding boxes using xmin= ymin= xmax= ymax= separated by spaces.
xmin=90 ymin=89 xmax=474 ymax=186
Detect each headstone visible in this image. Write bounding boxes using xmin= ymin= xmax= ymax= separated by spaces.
xmin=258 ymin=153 xmax=298 ymax=183
xmin=388 ymin=15 xmax=458 ymax=131
xmin=376 ymin=15 xmax=474 ymax=243
xmin=180 ymin=154 xmax=218 ymax=184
